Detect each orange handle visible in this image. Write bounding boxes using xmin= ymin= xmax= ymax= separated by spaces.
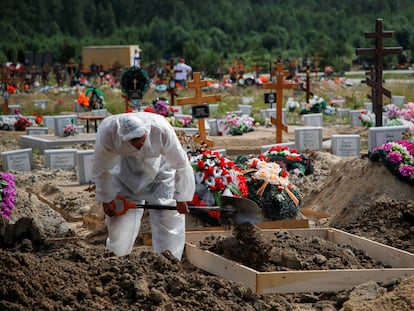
xmin=112 ymin=196 xmax=137 ymax=216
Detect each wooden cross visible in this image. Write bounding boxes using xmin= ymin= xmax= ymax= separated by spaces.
xmin=177 ymin=72 xmax=221 ymax=147
xmin=261 ymin=61 xmax=298 ymax=143
xmin=0 ymin=66 xmax=23 ymax=115
xmin=356 ymin=18 xmax=402 ymax=127
xmin=304 ymin=67 xmax=313 ymax=103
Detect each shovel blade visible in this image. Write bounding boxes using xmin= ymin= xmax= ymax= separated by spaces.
xmin=219 ymin=196 xmax=261 ymax=225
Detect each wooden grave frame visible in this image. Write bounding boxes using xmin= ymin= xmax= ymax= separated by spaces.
xmin=185 ymin=228 xmax=414 ymax=294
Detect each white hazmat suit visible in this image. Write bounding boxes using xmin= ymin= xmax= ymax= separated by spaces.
xmin=92 ymin=112 xmax=195 ymax=259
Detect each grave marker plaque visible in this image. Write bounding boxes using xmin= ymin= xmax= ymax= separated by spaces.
xmin=294 ymin=127 xmax=323 ymax=152
xmin=77 ymin=150 xmax=95 ymax=184
xmin=44 ymin=149 xmax=77 ymax=170
xmin=331 ymin=135 xmax=361 ymax=157
xmin=368 ymin=125 xmax=409 ymax=151
xmin=1 ymin=148 xmax=33 ymax=172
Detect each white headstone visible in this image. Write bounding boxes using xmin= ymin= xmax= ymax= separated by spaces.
xmin=331 ymin=134 xmax=361 ymax=157
xmin=261 ymin=142 xmax=296 ymax=153
xmin=26 ymin=127 xmax=49 ymax=135
xmin=43 ymin=116 xmax=55 ymax=130
xmin=172 ymin=106 xmax=183 ymax=114
xmin=34 ymin=100 xmax=48 ymax=110
xmin=336 ymin=108 xmax=351 ymax=119
xmin=391 ymin=96 xmax=405 ymax=107
xmin=364 ymin=102 xmax=373 ymax=112
xmin=77 ymin=150 xmax=95 ymax=184
xmin=294 ymin=127 xmax=323 ymax=152
xmin=368 ymin=125 xmax=409 ymax=151
xmin=44 ymin=149 xmax=77 ymax=170
xmin=74 ymin=100 xmax=88 ymax=112
xmin=208 ymin=119 xmax=219 ymax=136
xmin=237 ymin=104 xmax=252 ymax=116
xmin=91 ymin=109 xmax=108 ymax=116
xmin=217 ymin=118 xmax=229 ymax=135
xmin=1 ymin=148 xmax=33 ymax=172
xmin=350 ymin=110 xmax=365 ymax=127
xmin=303 ymin=113 xmax=323 ymax=127
xmin=241 ymin=96 xmax=254 ymax=105
xmin=8 ymin=105 xmax=21 ymax=115
xmin=54 ymin=115 xmax=78 ymax=137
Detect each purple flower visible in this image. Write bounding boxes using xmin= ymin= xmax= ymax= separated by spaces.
xmin=388 ymin=151 xmax=403 ymax=164
xmin=0 ymin=173 xmax=16 ymax=220
xmin=399 ymin=164 xmax=414 ymax=177
xmin=385 ymin=104 xmax=400 ymax=119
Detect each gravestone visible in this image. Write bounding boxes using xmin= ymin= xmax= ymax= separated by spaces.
xmin=336 ymin=108 xmax=350 ymax=119
xmin=294 ymin=127 xmax=323 ymax=152
xmin=242 ymin=96 xmax=254 ymax=105
xmin=217 ymin=118 xmax=230 ymax=135
xmin=391 ymin=96 xmax=405 ymax=107
xmin=54 ymin=115 xmax=78 ymax=136
xmin=368 ymin=125 xmax=409 ymax=151
xmin=364 ymin=102 xmax=373 ymax=112
xmin=260 ymin=108 xmax=288 ymax=125
xmin=91 ymin=109 xmax=108 ymax=117
xmin=74 ymin=100 xmax=88 ymax=112
xmin=43 ymin=116 xmax=55 ymax=130
xmin=303 ymin=113 xmax=323 ymax=127
xmin=8 ymin=105 xmax=21 ymax=115
xmin=331 ymin=135 xmax=361 ymax=157
xmin=172 ymin=106 xmax=183 ymax=114
xmin=350 ymin=110 xmax=366 ymax=127
xmin=34 ymin=100 xmax=48 ymax=110
xmin=261 ymin=142 xmax=296 ymax=153
xmin=237 ymin=104 xmax=252 ymax=116
xmin=26 ymin=127 xmax=49 ymax=135
xmin=1 ymin=148 xmax=33 ymax=172
xmin=44 ymin=149 xmax=77 ymax=170
xmin=208 ymin=119 xmax=219 ymax=136
xmin=77 ymin=150 xmax=95 ymax=184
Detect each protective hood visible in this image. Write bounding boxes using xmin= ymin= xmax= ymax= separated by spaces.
xmin=117 ymin=114 xmax=148 ymax=141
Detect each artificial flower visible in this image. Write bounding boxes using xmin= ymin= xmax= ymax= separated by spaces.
xmin=0 ymin=173 xmax=16 ymax=220
xmin=369 ymin=139 xmax=414 ymax=184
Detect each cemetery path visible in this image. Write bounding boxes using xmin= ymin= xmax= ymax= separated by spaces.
xmin=1 ymin=129 xmax=413 ymax=310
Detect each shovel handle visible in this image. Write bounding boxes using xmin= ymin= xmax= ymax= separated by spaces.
xmin=112 ymin=195 xmax=221 ymax=216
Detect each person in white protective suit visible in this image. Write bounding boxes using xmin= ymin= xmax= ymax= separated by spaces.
xmin=92 ymin=112 xmax=195 ymax=259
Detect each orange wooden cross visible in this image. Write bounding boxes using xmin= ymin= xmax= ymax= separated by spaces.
xmin=261 ymin=62 xmax=298 ymax=143
xmin=177 ymin=72 xmax=221 ymax=147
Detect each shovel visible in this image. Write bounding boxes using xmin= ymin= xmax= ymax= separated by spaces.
xmin=111 ymin=195 xmax=261 ymax=225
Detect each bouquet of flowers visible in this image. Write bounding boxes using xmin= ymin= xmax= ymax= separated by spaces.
xmin=384 ymin=104 xmax=403 ymax=126
xmin=33 ymin=112 xmax=44 ymax=127
xmin=235 ymin=150 xmax=306 ymax=220
xmin=13 ymin=117 xmax=31 ymax=131
xmin=224 ymin=113 xmax=254 ymax=136
xmin=63 ymin=124 xmax=78 ymax=137
xmin=77 ymin=93 xmax=90 ymax=107
xmin=144 ymin=97 xmax=177 ymax=117
xmin=188 ymin=149 xmax=249 ymax=224
xmin=369 ymin=139 xmax=414 ymax=185
xmin=358 ymin=111 xmax=375 ymax=128
xmin=0 ymin=173 xmax=16 ymax=220
xmin=166 ymin=115 xmax=194 ymax=128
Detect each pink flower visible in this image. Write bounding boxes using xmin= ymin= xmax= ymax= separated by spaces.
xmin=388 ymin=151 xmax=403 ymax=164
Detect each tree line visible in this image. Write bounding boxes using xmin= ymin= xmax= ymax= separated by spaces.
xmin=1 ymin=0 xmax=413 ymax=77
